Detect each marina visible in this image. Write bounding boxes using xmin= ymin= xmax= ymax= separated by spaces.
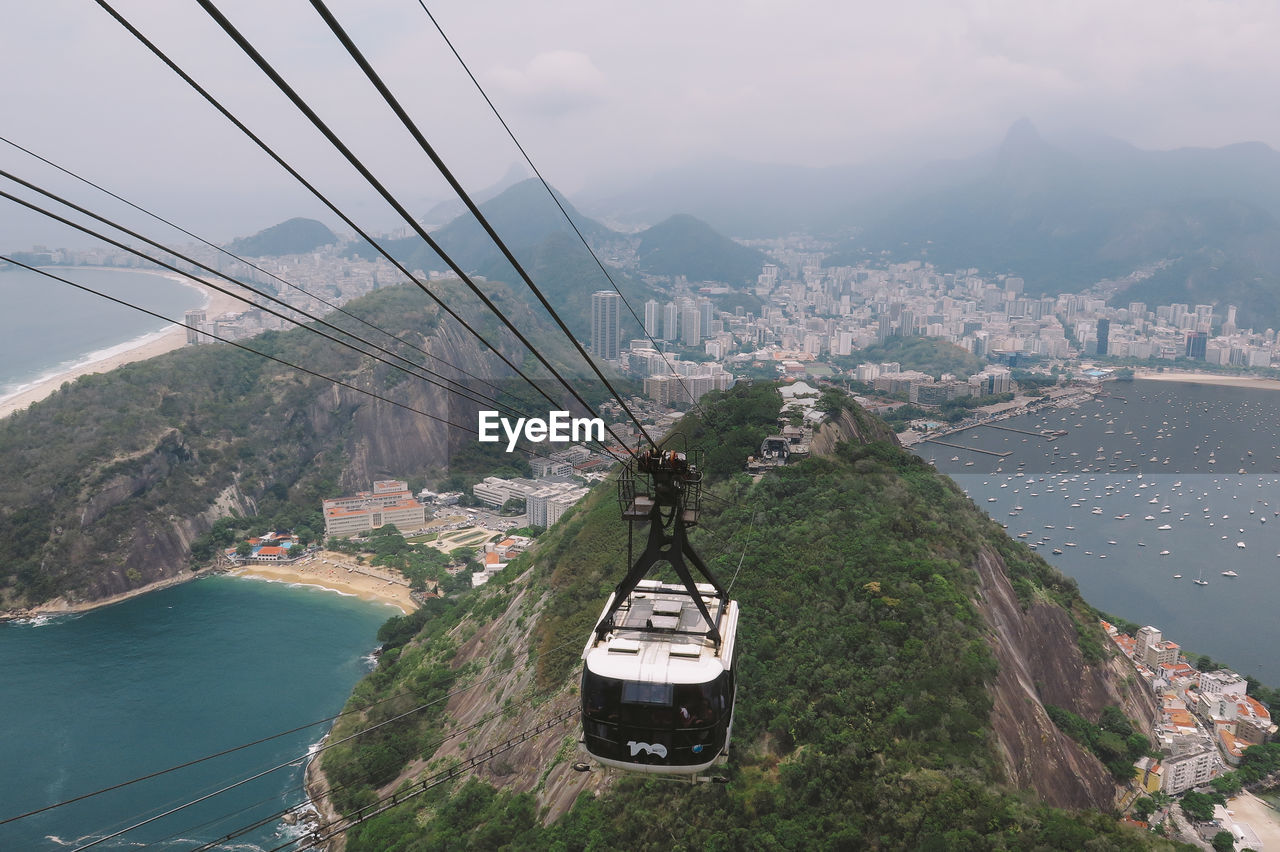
xmin=920 ymin=378 xmax=1280 ymax=679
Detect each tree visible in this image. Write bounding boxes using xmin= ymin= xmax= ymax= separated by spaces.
xmin=1212 ymin=829 xmax=1236 ymax=852
xmin=1181 ymin=790 xmax=1217 ymax=822
xmin=1132 ymin=797 xmax=1156 ymax=820
xmin=235 ymin=541 xmax=253 ymax=558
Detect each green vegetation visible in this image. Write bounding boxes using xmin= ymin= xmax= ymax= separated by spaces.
xmin=830 ymin=335 xmax=986 ymax=379
xmin=634 ymin=213 xmax=768 ymax=285
xmin=674 ymin=381 xmax=787 ymax=478
xmin=333 ymin=388 xmax=1174 ymax=850
xmin=0 ymin=281 xmax=566 ymax=609
xmin=1044 ymin=705 xmax=1151 ymax=781
xmin=1179 ymin=790 xmax=1220 ymax=823
xmin=226 ymin=217 xmax=337 ymax=256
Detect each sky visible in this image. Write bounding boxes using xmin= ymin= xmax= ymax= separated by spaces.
xmin=3 ymin=0 xmax=1280 ymax=249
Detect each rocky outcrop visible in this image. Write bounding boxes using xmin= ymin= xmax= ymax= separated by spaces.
xmin=811 ymin=405 xmax=900 ymax=456
xmin=973 ymin=546 xmax=1158 ymax=810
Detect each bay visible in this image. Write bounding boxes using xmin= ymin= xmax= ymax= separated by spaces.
xmin=0 ymin=266 xmax=204 ymax=396
xmin=921 ymin=378 xmax=1280 ymax=680
xmin=0 ymin=576 xmax=393 ymax=850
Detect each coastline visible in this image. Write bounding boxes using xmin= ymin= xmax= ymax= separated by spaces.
xmin=229 ymin=551 xmax=418 ymax=614
xmin=0 ymin=570 xmax=205 ymax=621
xmin=0 ymin=269 xmax=245 ymax=421
xmin=1132 ymin=369 xmax=1280 ymax=391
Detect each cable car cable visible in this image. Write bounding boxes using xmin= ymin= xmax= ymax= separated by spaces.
xmin=410 ymin=0 xmax=710 ymax=423
xmin=256 ymin=709 xmax=579 ymax=852
xmin=63 ymin=655 xmax=558 ymax=852
xmin=0 ymin=133 xmax=525 ymax=408
xmin=178 ymin=0 xmax=641 ymax=457
xmin=307 ymin=0 xmax=659 ymax=450
xmin=90 ymin=0 xmax=613 ymax=449
xmin=0 ymin=176 xmax=530 ymax=422
xmin=0 ymin=258 xmax=611 ymax=464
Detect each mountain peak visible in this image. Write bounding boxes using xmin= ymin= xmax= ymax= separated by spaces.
xmin=998 ymin=118 xmax=1048 ymax=157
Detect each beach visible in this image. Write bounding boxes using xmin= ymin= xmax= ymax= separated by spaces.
xmin=230 ymin=550 xmax=418 ymax=614
xmin=1225 ymin=792 xmax=1280 ymax=850
xmin=1133 ymin=369 xmax=1280 ymax=391
xmin=0 ymin=272 xmax=244 ymax=420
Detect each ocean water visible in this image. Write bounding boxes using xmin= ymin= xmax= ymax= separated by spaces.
xmin=0 ymin=576 xmax=393 ymax=850
xmin=922 ymin=379 xmax=1280 ymax=679
xmin=0 ymin=266 xmax=204 ymax=397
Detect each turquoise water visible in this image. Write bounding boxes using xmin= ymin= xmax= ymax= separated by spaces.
xmin=0 ymin=266 xmax=204 ymax=396
xmin=0 ymin=576 xmax=393 ymax=850
xmin=924 ymin=379 xmax=1280 ymax=679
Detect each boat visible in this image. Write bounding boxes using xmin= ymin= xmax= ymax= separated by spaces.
xmin=1173 ymin=574 xmax=1182 ymax=579
xmin=1194 ymin=570 xmax=1209 ymax=586
xmin=1237 ymin=541 xmax=1247 ymax=549
xmin=1222 ymin=570 xmax=1239 ymax=577
xmin=1137 ymin=541 xmax=1146 ymax=547
xmin=1159 ymin=550 xmax=1171 ymax=555
xmin=1157 ymin=524 xmax=1172 ymax=530
xmin=1052 ymin=548 xmax=1063 ymax=554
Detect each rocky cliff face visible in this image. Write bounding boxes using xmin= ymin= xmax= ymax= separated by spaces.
xmin=810 ymin=404 xmax=900 ymax=454
xmin=973 ymin=547 xmax=1157 ymax=810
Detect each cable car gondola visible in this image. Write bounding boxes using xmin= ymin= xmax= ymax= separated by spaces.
xmin=580 ymin=445 xmax=739 ymax=777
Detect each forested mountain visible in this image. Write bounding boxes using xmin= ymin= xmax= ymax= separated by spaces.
xmin=226 ymin=217 xmax=338 ymax=256
xmin=635 ymin=214 xmax=769 ymax=286
xmin=317 ymin=384 xmax=1173 ymax=850
xmin=0 ymin=283 xmax=586 ymax=611
xmin=343 ymin=180 xmax=771 ymax=339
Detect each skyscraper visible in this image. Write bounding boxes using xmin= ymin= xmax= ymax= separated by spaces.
xmin=662 ymin=301 xmax=679 ymax=341
xmin=644 ymin=300 xmax=660 ymax=338
xmin=1095 ymin=318 xmax=1110 ymax=355
xmin=591 ymin=291 xmax=620 ymax=360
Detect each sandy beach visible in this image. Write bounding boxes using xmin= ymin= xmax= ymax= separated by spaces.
xmin=1225 ymin=791 xmax=1280 ymax=850
xmin=1134 ymin=369 xmax=1280 ymax=392
xmin=230 ymin=550 xmax=418 ymax=614
xmin=0 ymin=272 xmax=245 ymax=420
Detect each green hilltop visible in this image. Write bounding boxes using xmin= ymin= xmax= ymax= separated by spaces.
xmin=320 ymin=384 xmax=1178 ymax=851
xmin=225 ymin=217 xmax=338 ymax=256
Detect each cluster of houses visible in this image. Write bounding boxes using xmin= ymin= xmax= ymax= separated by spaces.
xmin=1103 ymin=621 xmax=1276 ymax=795
xmin=470 ymin=535 xmax=533 ymax=587
xmin=224 ymin=530 xmax=303 ymax=565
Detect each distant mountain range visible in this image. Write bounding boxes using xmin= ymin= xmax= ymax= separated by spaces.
xmin=229 ymin=125 xmax=1280 ymax=329
xmin=582 ymin=121 xmax=1280 ymax=328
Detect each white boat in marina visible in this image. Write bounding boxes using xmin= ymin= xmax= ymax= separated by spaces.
xmin=1157 ymin=524 xmax=1172 ymax=530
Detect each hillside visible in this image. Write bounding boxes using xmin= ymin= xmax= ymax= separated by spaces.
xmin=316 ymin=383 xmax=1173 ymax=850
xmin=0 ymin=282 xmax=583 ymax=612
xmin=634 ymin=214 xmax=768 ymax=286
xmin=226 ymin=217 xmax=338 ymax=256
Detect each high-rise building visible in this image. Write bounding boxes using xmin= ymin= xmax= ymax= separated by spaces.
xmin=681 ymin=307 xmax=702 ymax=347
xmin=591 ymin=291 xmax=621 ymax=360
xmin=662 ymin=301 xmax=679 ymax=341
xmin=644 ymin=300 xmax=660 ymax=338
xmin=1186 ymin=331 xmax=1207 ymax=360
xmin=1095 ymin=318 xmax=1110 ymax=355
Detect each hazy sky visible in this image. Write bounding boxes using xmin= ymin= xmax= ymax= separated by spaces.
xmin=3 ymin=0 xmax=1279 ymax=248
